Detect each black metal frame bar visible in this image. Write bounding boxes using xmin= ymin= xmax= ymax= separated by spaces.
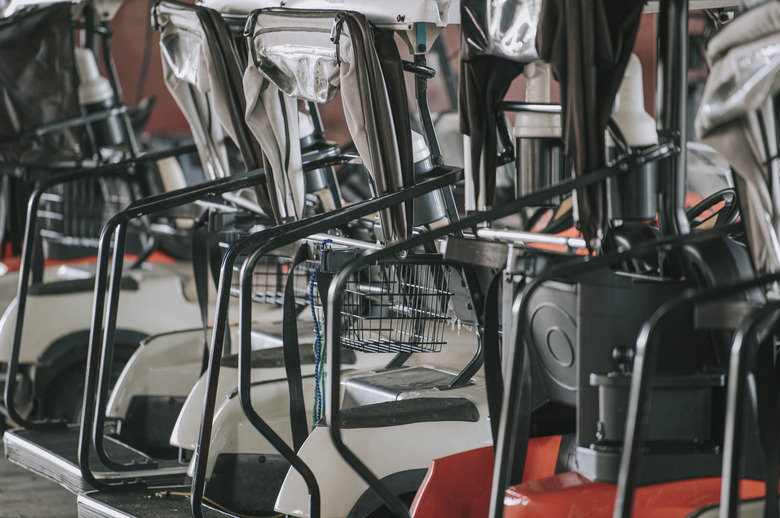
xmin=81 ymin=151 xmax=363 ymax=484
xmin=409 ymin=53 xmax=463 ymax=226
xmin=188 ymin=167 xmax=463 ymax=518
xmin=612 ymin=272 xmax=780 ymax=518
xmin=71 ymin=168 xmax=271 ymax=490
xmin=656 ymin=0 xmax=690 ymax=239
xmin=185 ymin=29 xmax=476 ymax=517
xmin=3 ymin=144 xmax=197 ymax=430
xmin=488 ymin=221 xmax=742 ymax=518
xmin=74 ymin=1 xmax=466 ymax=488
xmin=0 ymin=106 xmax=130 ymax=147
xmin=719 ymin=302 xmax=780 ymax=518
xmin=413 ymin=54 xmax=443 ymax=164
xmin=485 ymin=234 xmax=780 ymax=518
xmin=487 ymin=0 xmax=696 ymax=514
xmin=321 ymin=141 xmax=676 ymax=518
xmin=326 ymin=254 xmax=476 ymax=518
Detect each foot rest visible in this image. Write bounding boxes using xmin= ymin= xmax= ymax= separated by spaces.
xmin=342 ymin=366 xmax=461 ymax=408
xmin=4 ymin=426 xmax=187 ymax=494
xmin=339 ymin=397 xmax=479 ymax=429
xmin=78 ymin=486 xmax=230 ymax=518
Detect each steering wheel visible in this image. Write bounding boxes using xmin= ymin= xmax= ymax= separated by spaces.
xmin=686 ymin=188 xmax=739 ymax=229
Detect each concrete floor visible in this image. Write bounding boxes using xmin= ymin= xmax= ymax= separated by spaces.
xmin=0 ymin=437 xmax=77 ymax=518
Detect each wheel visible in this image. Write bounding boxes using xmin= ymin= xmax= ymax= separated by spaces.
xmin=40 ymin=354 xmax=131 ymax=423
xmin=362 ymin=492 xmax=417 ymax=518
xmin=41 ymin=364 xmax=85 ymax=423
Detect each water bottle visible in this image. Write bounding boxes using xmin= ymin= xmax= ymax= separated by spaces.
xmin=412 ymin=130 xmax=447 ymax=226
xmin=606 ymin=53 xmax=659 ymax=221
xmin=74 ymin=47 xmax=124 ymax=149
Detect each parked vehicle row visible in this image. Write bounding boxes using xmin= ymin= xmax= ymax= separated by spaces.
xmin=0 ymin=0 xmax=777 ymax=517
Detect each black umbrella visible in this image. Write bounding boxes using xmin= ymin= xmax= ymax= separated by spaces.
xmin=536 ymin=0 xmax=645 ymax=248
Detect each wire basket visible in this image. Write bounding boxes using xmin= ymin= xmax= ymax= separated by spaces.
xmin=37 ymin=175 xmax=135 ymax=249
xmin=231 ymin=254 xmax=320 ymax=306
xmin=231 ymin=253 xmax=291 ymax=305
xmin=339 ymin=261 xmax=453 ymax=354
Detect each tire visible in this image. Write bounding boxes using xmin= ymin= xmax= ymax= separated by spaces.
xmin=40 ymin=355 xmax=130 ymax=423
xmin=41 ymin=364 xmax=86 ymax=423
xmin=362 ymin=492 xmax=417 ymax=518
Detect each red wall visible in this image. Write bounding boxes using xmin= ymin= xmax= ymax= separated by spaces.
xmin=110 ymin=0 xmax=190 ymax=135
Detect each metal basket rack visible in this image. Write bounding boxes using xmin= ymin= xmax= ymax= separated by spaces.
xmin=338 ymin=259 xmax=452 ymax=354
xmin=291 ymin=233 xmax=455 ymax=354
xmin=228 ymin=244 xmax=321 ymax=307
xmin=229 ymin=252 xmax=293 ymax=304
xmin=37 ymin=174 xmax=135 ymax=249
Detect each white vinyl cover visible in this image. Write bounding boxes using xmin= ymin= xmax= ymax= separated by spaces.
xmin=241 ymin=11 xmax=334 ymax=219
xmin=156 ymin=4 xmax=231 ymax=181
xmin=695 ymin=3 xmax=780 ymax=132
xmin=248 ymin=13 xmax=340 ymax=103
xmin=696 ymin=2 xmax=780 ymax=277
xmin=243 ymin=69 xmax=306 ymax=219
xmin=247 ymin=9 xmax=405 ymax=241
xmin=460 ymin=0 xmax=542 ymax=62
